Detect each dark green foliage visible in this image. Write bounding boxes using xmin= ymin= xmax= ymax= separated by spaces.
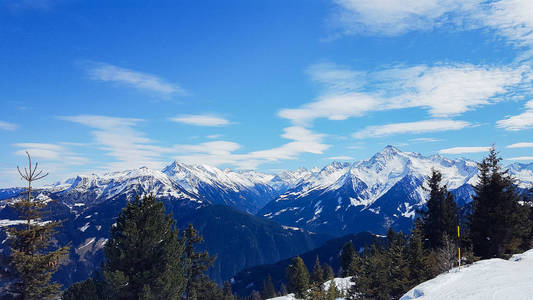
xmin=62 ymin=275 xmax=108 ymax=300
xmin=470 ymin=147 xmax=532 ymax=258
xmin=182 ymin=224 xmax=218 ymax=300
xmin=322 ymin=263 xmax=334 ymax=280
xmin=222 ymin=281 xmax=236 ymax=300
xmin=7 ymin=153 xmax=69 ymax=300
xmin=286 ymin=256 xmax=309 ymax=298
xmin=421 ymin=169 xmax=458 ymax=249
xmin=340 ymin=241 xmax=361 ymax=277
xmin=102 ymin=194 xmax=187 ymax=299
xmin=407 ymin=219 xmax=433 ymax=284
xmin=326 ymin=280 xmax=339 ymax=300
xmin=310 ymin=256 xmax=324 ymax=284
xmin=261 ymin=274 xmax=276 ymax=299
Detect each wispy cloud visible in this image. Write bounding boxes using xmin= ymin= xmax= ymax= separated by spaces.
xmin=0 ymin=121 xmax=17 ymax=131
xmin=496 ymin=100 xmax=533 ymax=131
xmin=169 ymin=114 xmax=231 ymax=127
xmin=438 ymin=146 xmax=491 ymax=154
xmin=331 ymin=0 xmax=479 ymax=36
xmin=13 ymin=143 xmax=88 ymax=165
xmin=174 ymin=126 xmax=330 ymax=169
xmin=507 ymin=156 xmax=533 ymax=161
xmin=85 ymin=62 xmax=186 ymax=96
xmin=280 ymin=63 xmax=527 ymax=126
xmin=60 ymin=115 xmax=168 ymax=170
xmin=409 ymin=137 xmax=442 ymax=143
xmin=507 ymin=142 xmax=533 ymax=149
xmin=327 ymin=156 xmax=354 ymax=160
xmin=330 ymin=0 xmax=533 ymax=51
xmin=353 ymin=119 xmax=470 ymax=139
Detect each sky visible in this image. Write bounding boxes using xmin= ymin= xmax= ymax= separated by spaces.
xmin=1 ymin=0 xmax=533 ymax=187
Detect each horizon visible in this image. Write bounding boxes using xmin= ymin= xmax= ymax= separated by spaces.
xmin=1 ymin=1 xmax=533 ymax=187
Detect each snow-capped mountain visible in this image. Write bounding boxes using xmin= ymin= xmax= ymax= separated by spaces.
xmin=162 ymin=162 xmax=282 ymax=213
xmin=258 ymin=146 xmax=530 ymax=236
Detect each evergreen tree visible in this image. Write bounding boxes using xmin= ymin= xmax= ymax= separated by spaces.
xmin=7 ymin=152 xmax=69 ymax=299
xmin=102 ymin=194 xmax=187 ymax=299
xmin=385 ymin=229 xmax=410 ymax=299
xmin=326 ymin=280 xmax=339 ymax=300
xmin=183 ymin=224 xmax=217 ymax=300
xmin=351 ymin=244 xmax=390 ymax=300
xmin=261 ymin=274 xmax=276 ymax=299
xmin=470 ymin=147 xmax=532 ymax=258
xmin=286 ymin=256 xmax=310 ymax=299
xmin=310 ymin=256 xmax=324 ymax=284
xmin=340 ymin=241 xmax=361 ymax=277
xmin=221 ymin=281 xmax=236 ymax=300
xmin=322 ymin=263 xmax=334 ymax=281
xmin=422 ymin=169 xmax=458 ymax=249
xmin=407 ymin=219 xmax=432 ymax=285
xmin=62 ymin=274 xmax=108 ymax=300
xmin=279 ymin=283 xmax=288 ymax=296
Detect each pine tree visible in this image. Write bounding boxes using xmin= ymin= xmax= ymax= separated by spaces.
xmin=340 ymin=241 xmax=361 ymax=277
xmin=326 ymin=280 xmax=339 ymax=300
xmin=386 ymin=228 xmax=410 ymax=299
xmin=310 ymin=256 xmax=325 ymax=284
xmin=261 ymin=274 xmax=276 ymax=299
xmin=470 ymin=147 xmax=532 ymax=258
xmin=7 ymin=152 xmax=69 ymax=299
xmin=286 ymin=256 xmax=310 ymax=299
xmin=422 ymin=169 xmax=458 ymax=249
xmin=407 ymin=219 xmax=432 ymax=285
xmin=222 ymin=281 xmax=236 ymax=300
xmin=102 ymin=194 xmax=187 ymax=299
xmin=182 ymin=224 xmax=217 ymax=300
xmin=322 ymin=263 xmax=334 ymax=280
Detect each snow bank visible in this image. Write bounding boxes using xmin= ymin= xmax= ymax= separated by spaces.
xmin=267 ymin=277 xmax=353 ymax=300
xmin=401 ymin=249 xmax=533 ymax=300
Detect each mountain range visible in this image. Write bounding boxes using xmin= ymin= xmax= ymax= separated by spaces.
xmin=0 ymin=146 xmax=532 ymax=288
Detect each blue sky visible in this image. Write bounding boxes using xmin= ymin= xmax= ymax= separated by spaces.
xmin=1 ymin=0 xmax=533 ymax=187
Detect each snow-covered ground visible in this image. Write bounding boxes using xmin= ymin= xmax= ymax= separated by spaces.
xmin=267 ymin=277 xmax=353 ymax=300
xmin=401 ymin=249 xmax=533 ymax=300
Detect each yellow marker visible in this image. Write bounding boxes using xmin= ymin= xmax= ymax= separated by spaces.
xmin=457 ymin=225 xmax=461 ymax=268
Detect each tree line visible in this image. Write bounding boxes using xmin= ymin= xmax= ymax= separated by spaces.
xmin=2 ymin=147 xmax=532 ymax=300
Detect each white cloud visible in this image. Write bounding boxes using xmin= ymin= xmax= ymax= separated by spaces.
xmin=0 ymin=121 xmax=17 ymax=131
xmin=332 ymin=0 xmax=480 ymax=36
xmin=170 ymin=114 xmax=230 ymax=127
xmin=353 ymin=119 xmax=470 ymax=139
xmin=327 ymin=156 xmax=354 ymax=160
xmin=174 ymin=126 xmax=330 ymax=169
xmin=280 ymin=63 xmax=527 ymax=126
xmin=409 ymin=137 xmax=442 ymax=143
xmin=207 ymin=134 xmax=223 ymax=139
xmin=438 ymin=146 xmax=491 ymax=154
xmin=13 ymin=143 xmax=88 ymax=165
xmin=85 ymin=62 xmax=185 ymax=96
xmin=496 ymin=100 xmax=533 ymax=131
xmin=60 ymin=115 xmax=168 ymax=170
xmin=331 ymin=0 xmax=533 ymax=50
xmin=507 ymin=142 xmax=533 ymax=148
xmin=507 ymin=156 xmax=533 ymax=161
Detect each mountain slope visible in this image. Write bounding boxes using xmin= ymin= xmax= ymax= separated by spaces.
xmin=401 ymin=249 xmax=533 ymax=300
xmin=258 ymin=146 xmax=531 ymax=236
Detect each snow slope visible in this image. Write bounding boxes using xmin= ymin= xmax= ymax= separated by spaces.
xmin=401 ymin=249 xmax=533 ymax=300
xmin=267 ymin=277 xmax=354 ymax=300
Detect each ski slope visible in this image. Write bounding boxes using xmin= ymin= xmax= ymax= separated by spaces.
xmin=401 ymin=249 xmax=533 ymax=300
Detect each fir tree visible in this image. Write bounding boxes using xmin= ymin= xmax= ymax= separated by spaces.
xmin=102 ymin=194 xmax=187 ymax=299
xmin=326 ymin=280 xmax=339 ymax=300
xmin=407 ymin=219 xmax=432 ymax=285
xmin=322 ymin=263 xmax=334 ymax=281
xmin=422 ymin=169 xmax=458 ymax=249
xmin=385 ymin=229 xmax=410 ymax=299
xmin=221 ymin=281 xmax=236 ymax=300
xmin=470 ymin=147 xmax=532 ymax=258
xmin=310 ymin=256 xmax=325 ymax=284
xmin=183 ymin=224 xmax=217 ymax=300
xmin=7 ymin=152 xmax=69 ymax=299
xmin=340 ymin=241 xmax=361 ymax=277
xmin=286 ymin=256 xmax=310 ymax=299
xmin=261 ymin=274 xmax=276 ymax=299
